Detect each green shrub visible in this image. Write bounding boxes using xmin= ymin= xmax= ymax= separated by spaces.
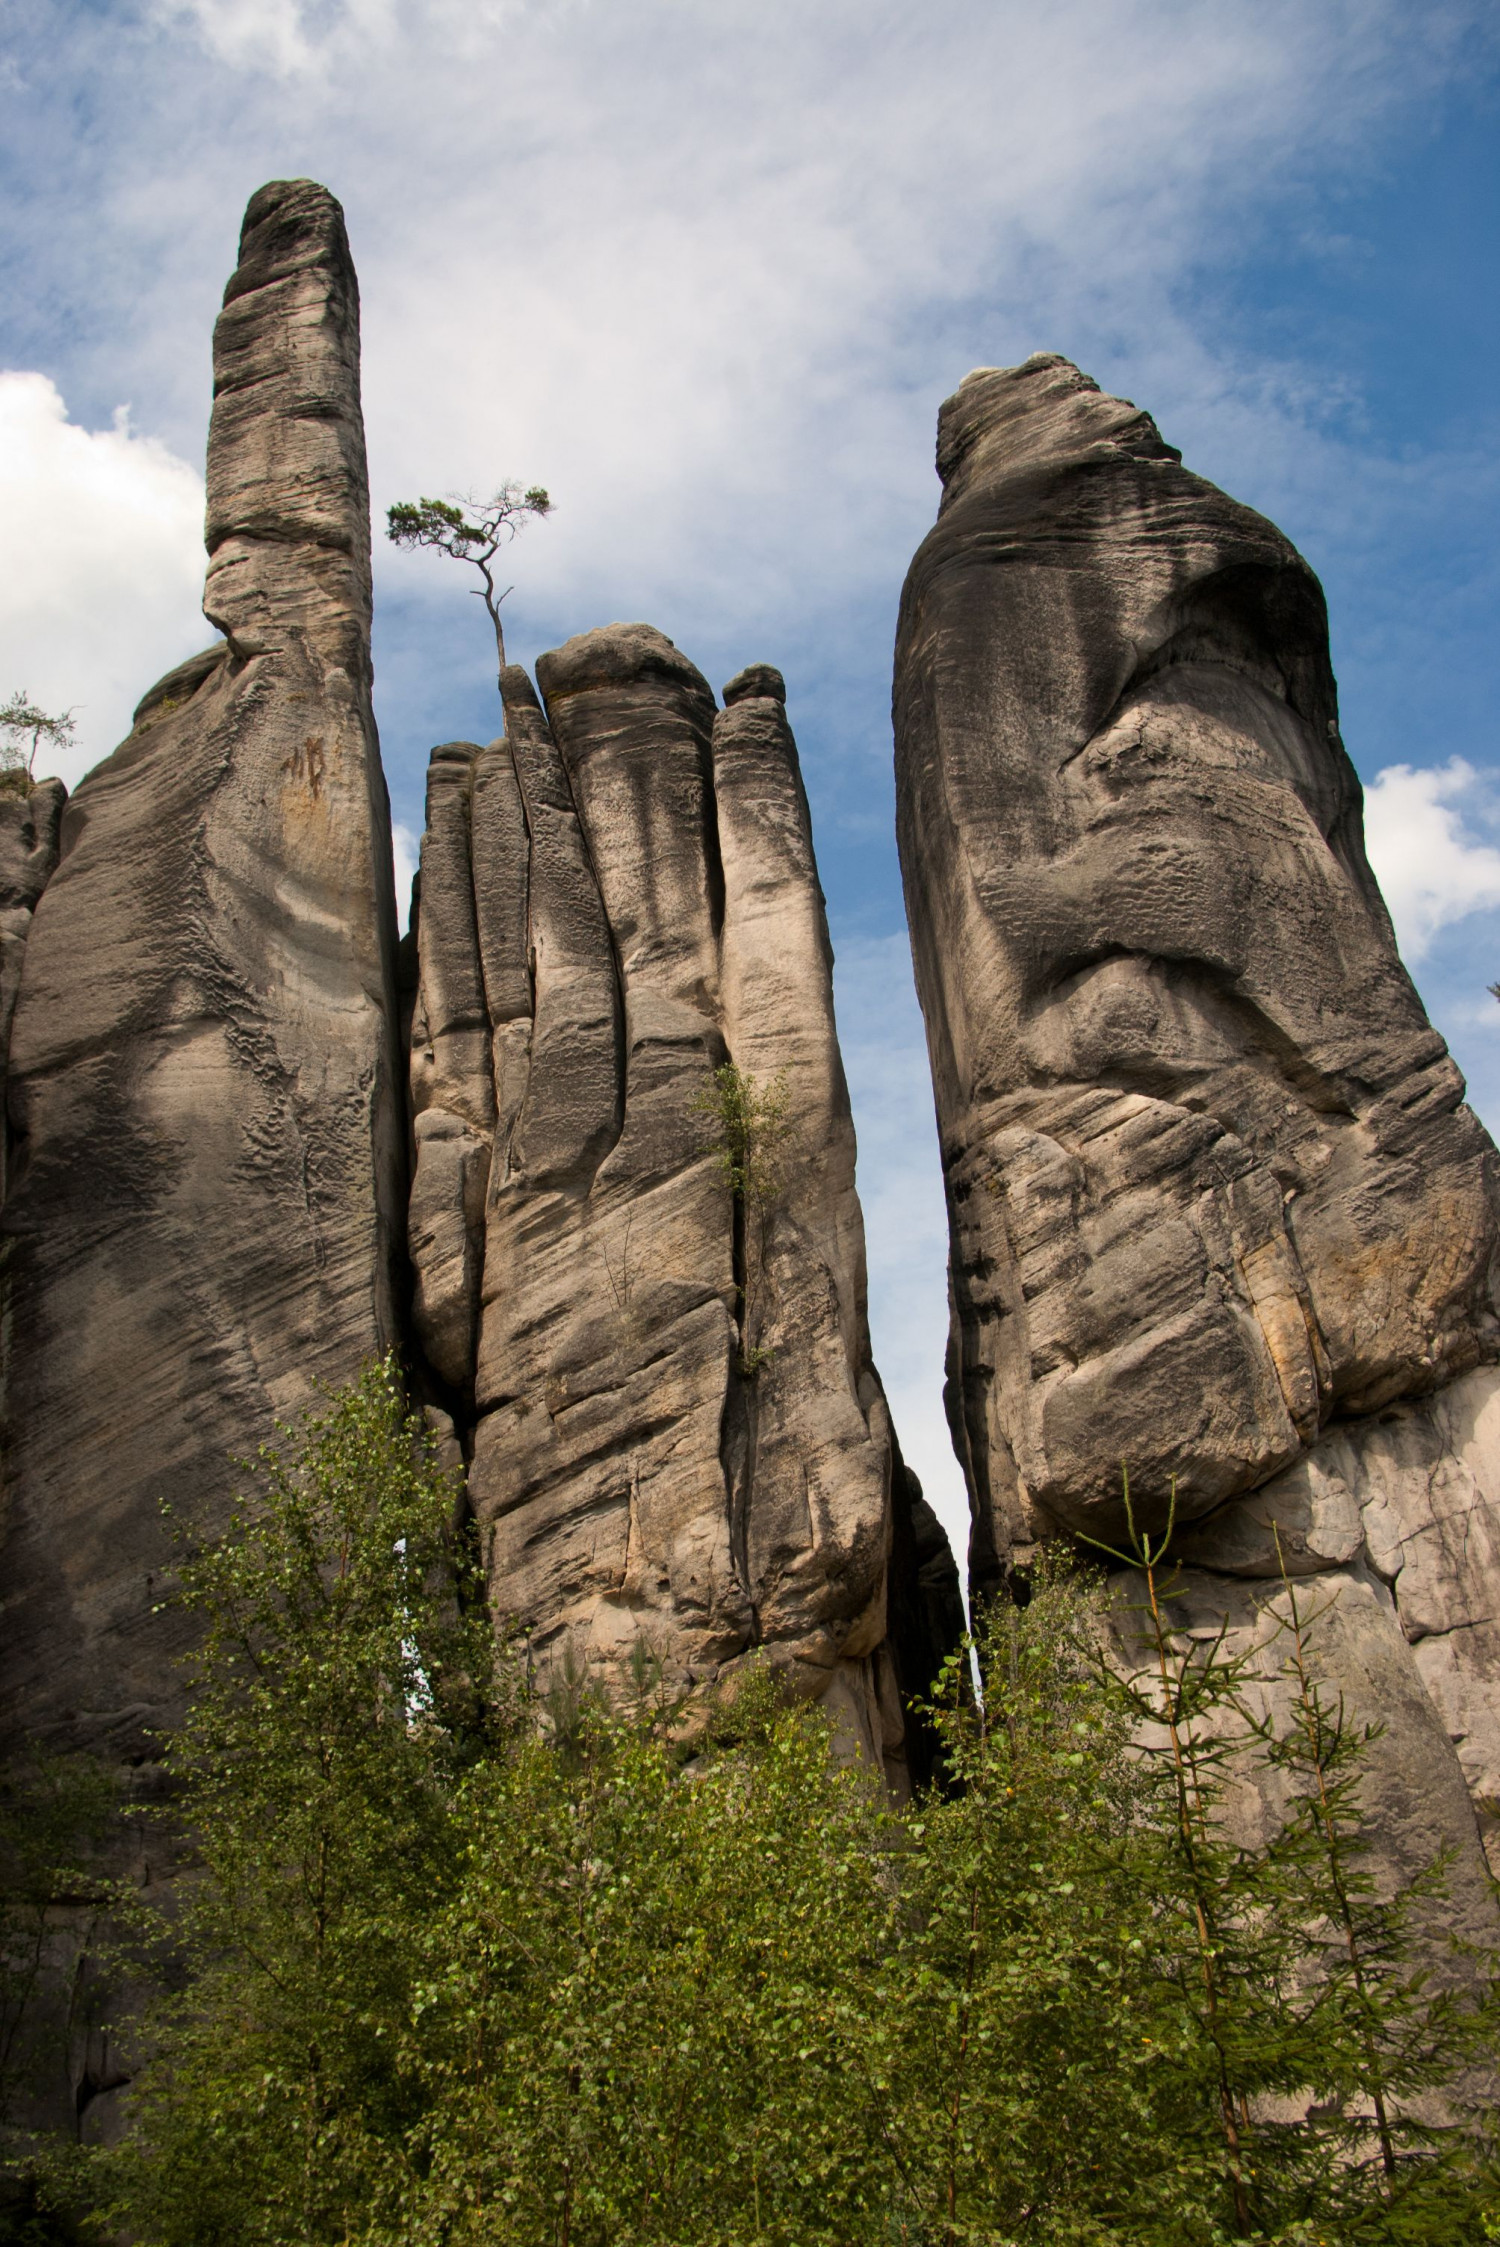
xmin=42 ymin=1378 xmax=1496 ymax=2245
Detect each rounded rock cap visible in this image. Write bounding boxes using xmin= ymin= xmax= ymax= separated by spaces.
xmin=721 ymin=663 xmax=786 ymax=707
xmin=536 ymin=622 xmax=712 ymax=708
xmin=934 ymin=352 xmax=1180 ymax=499
xmin=226 ymin=178 xmax=353 ymax=306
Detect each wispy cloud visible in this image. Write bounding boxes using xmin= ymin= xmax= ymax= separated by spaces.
xmin=9 ymin=4 xmax=1489 ymax=651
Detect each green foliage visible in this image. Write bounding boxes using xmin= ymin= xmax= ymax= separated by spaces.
xmin=385 ymin=485 xmax=552 ymax=678
xmin=51 ymin=1394 xmax=1499 ymax=2246
xmin=0 ymin=1755 xmax=118 ymax=2139
xmin=1254 ymin=1550 xmax=1500 ymax=2240
xmin=1090 ymin=1476 xmax=1500 ymax=2242
xmin=98 ymin=1360 xmax=505 ymax=2245
xmin=399 ymin=1669 xmax=898 ymax=2244
xmin=693 ymin=1063 xmax=790 ymax=1375
xmin=0 ymin=695 xmax=74 ymax=793
xmin=692 ymin=1063 xmax=790 ymax=1215
xmin=386 ymin=490 xmax=551 ymax=557
xmin=865 ymin=1560 xmax=1219 ymax=2243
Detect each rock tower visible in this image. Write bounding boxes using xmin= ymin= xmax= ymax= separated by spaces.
xmin=405 ymin=639 xmax=958 ymax=1782
xmin=0 ymin=182 xmax=958 ymax=1811
xmin=894 ymin=353 xmax=1500 ymax=1924
xmin=0 ymin=181 xmax=404 ymax=1767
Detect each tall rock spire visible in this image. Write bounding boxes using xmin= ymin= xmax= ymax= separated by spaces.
xmin=894 ymin=351 xmax=1500 ymax=1909
xmin=0 ymin=181 xmax=403 ymax=1763
xmin=406 ymin=633 xmax=960 ymax=1786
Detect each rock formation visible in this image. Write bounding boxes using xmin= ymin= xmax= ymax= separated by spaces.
xmin=0 ymin=173 xmax=955 ymax=1831
xmin=406 ymin=639 xmax=958 ymax=1781
xmin=0 ymin=778 xmax=66 ymax=1201
xmin=0 ymin=179 xmax=403 ymax=1765
xmin=894 ymin=352 xmax=1500 ymax=1898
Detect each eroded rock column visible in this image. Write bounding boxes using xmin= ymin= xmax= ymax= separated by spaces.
xmin=894 ymin=351 xmax=1500 ymax=1877
xmin=0 ymin=179 xmax=402 ymax=1764
xmin=406 ymin=632 xmax=958 ymax=1782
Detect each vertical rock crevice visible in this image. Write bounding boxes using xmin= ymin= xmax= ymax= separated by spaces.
xmin=0 ymin=777 xmax=66 ymax=1204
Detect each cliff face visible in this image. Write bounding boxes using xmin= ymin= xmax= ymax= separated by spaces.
xmin=406 ymin=639 xmax=959 ymax=1782
xmin=0 ymin=779 xmax=66 ymax=1203
xmin=0 ymin=180 xmax=403 ymax=1763
xmin=894 ymin=352 xmax=1500 ymax=1887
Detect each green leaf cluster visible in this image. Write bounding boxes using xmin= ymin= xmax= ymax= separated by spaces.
xmin=692 ymin=1064 xmax=790 ymax=1216
xmin=0 ymin=693 xmax=75 ymax=794
xmin=692 ymin=1064 xmax=791 ymax=1376
xmin=385 ymin=485 xmax=552 ymax=681
xmin=386 ymin=489 xmax=552 ymax=561
xmin=22 ymin=1369 xmax=1496 ymax=2246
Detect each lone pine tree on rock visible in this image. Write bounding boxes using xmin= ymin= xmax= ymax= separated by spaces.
xmin=386 ymin=485 xmax=551 ymax=686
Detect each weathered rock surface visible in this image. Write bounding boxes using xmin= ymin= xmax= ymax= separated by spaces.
xmin=894 ymin=350 xmax=1500 ymax=1888
xmin=407 ymin=637 xmax=958 ymax=1782
xmin=0 ymin=778 xmax=66 ymax=1199
xmin=1108 ymin=1530 xmax=1500 ymax=1938
xmin=896 ymin=354 xmax=1498 ymax=1561
xmin=0 ymin=179 xmax=402 ymax=1763
xmin=1172 ymin=1365 xmax=1500 ymax=1871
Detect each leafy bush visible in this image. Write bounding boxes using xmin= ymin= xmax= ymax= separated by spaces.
xmin=22 ymin=1363 xmax=1494 ymax=2245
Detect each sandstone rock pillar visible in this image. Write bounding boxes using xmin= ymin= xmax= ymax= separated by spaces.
xmin=0 ymin=180 xmax=402 ymax=1763
xmin=894 ymin=352 xmax=1500 ymax=1884
xmin=406 ymin=634 xmax=959 ymax=1783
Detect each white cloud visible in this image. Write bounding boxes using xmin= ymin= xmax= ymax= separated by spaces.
xmin=154 ymin=0 xmax=402 ymax=77
xmin=35 ymin=1 xmax=1482 ymax=675
xmin=1363 ymin=757 xmax=1500 ymax=961
xmin=0 ymin=374 xmax=207 ymax=788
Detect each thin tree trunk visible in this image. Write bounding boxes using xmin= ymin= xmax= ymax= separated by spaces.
xmin=1142 ymin=1551 xmax=1254 ymax=2235
xmin=1277 ymin=1553 xmax=1398 ymax=2182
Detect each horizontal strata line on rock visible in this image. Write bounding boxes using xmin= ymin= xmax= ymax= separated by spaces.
xmin=212 ymin=361 xmax=357 ymax=401
xmin=484 ymin=1413 xmax=686 ymax=1517
xmin=525 ymin=1337 xmax=718 ymax=1408
xmin=513 ymin=1489 xmax=633 ymax=1556
xmin=208 ymin=524 xmax=360 ymax=557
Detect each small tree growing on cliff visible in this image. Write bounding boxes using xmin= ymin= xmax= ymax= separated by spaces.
xmin=1088 ymin=1475 xmax=1500 ymax=2239
xmin=693 ymin=1062 xmax=790 ymax=1377
xmin=0 ymin=693 xmax=75 ymax=796
xmin=385 ymin=486 xmax=551 ymax=691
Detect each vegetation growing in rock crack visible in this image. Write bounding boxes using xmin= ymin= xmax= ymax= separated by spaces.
xmin=386 ymin=486 xmax=552 ymax=686
xmin=693 ymin=1062 xmax=790 ymax=1377
xmin=8 ymin=1371 xmax=1498 ymax=2245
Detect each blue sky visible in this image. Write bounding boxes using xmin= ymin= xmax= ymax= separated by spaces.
xmin=2 ymin=0 xmax=1498 ymax=1570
